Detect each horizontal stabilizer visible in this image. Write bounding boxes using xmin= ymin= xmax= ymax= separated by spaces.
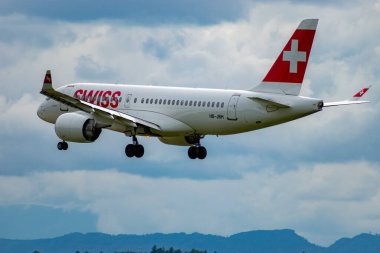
xmin=323 ymin=100 xmax=369 ymax=107
xmin=324 ymin=86 xmax=371 ymax=107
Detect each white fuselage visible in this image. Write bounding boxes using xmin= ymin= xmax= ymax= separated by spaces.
xmin=38 ymin=83 xmax=323 ymax=139
xmin=36 ymin=20 xmax=368 ymax=159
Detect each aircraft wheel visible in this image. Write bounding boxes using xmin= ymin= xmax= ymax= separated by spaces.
xmin=62 ymin=142 xmax=68 ymax=150
xmin=197 ymin=146 xmax=207 ymax=160
xmin=188 ymin=146 xmax=197 ymax=159
xmin=57 ymin=141 xmax=68 ymax=151
xmin=125 ymin=144 xmax=135 ymax=157
xmin=135 ymin=144 xmax=145 ymax=158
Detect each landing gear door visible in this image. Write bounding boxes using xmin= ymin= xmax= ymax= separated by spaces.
xmin=124 ymin=94 xmax=132 ymax=109
xmin=227 ymin=95 xmax=240 ymax=120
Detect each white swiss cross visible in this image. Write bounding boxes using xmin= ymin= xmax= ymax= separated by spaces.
xmin=282 ymin=39 xmax=306 ymax=73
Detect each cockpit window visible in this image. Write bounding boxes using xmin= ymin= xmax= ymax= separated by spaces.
xmin=45 ymin=98 xmax=50 ymax=101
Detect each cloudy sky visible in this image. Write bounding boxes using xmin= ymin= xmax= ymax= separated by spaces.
xmin=0 ymin=0 xmax=380 ymax=247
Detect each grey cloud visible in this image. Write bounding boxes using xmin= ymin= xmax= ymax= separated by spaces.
xmin=75 ymin=55 xmax=117 ymax=82
xmin=0 ymin=0 xmax=250 ymax=25
xmin=143 ymin=38 xmax=171 ymax=60
xmin=1 ymin=0 xmax=380 ymax=177
xmin=0 ymin=15 xmax=54 ymax=47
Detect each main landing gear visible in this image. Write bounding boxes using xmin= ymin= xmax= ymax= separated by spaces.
xmin=57 ymin=141 xmax=68 ymax=150
xmin=187 ymin=138 xmax=207 ymax=160
xmin=188 ymin=145 xmax=207 ymax=159
xmin=125 ymin=136 xmax=144 ymax=158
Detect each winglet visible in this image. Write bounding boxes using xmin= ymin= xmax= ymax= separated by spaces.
xmin=323 ymin=86 xmax=371 ymax=107
xmin=351 ymin=86 xmax=371 ymax=101
xmin=41 ymin=70 xmax=53 ymax=93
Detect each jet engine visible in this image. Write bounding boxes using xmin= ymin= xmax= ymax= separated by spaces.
xmin=55 ymin=112 xmax=102 ymax=143
xmin=158 ymin=136 xmax=199 ymax=146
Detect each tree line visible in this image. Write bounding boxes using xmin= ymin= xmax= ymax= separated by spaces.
xmin=32 ymin=246 xmax=214 ymax=253
xmin=117 ymin=245 xmax=211 ymax=253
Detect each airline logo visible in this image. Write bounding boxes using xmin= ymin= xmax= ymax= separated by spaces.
xmin=282 ymin=39 xmax=306 ymax=73
xmin=353 ymin=87 xmax=370 ymax=98
xmin=74 ymin=89 xmax=121 ymax=108
xmin=44 ymin=72 xmax=52 ymax=84
xmin=263 ymin=20 xmax=317 ymax=84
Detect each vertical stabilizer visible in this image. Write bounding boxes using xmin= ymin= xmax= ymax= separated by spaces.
xmin=251 ymin=19 xmax=318 ymax=95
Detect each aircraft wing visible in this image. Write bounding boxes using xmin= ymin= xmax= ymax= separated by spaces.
xmin=40 ymin=70 xmax=161 ymax=131
xmin=323 ymin=86 xmax=371 ymax=107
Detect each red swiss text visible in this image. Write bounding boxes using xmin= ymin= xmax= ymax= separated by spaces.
xmin=74 ymin=89 xmax=122 ymax=108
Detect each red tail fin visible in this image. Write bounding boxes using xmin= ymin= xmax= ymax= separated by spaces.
xmin=252 ymin=19 xmax=318 ymax=95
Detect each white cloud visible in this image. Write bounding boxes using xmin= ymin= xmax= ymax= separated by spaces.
xmin=0 ymin=94 xmax=45 ymax=135
xmin=0 ymin=0 xmax=379 ymax=245
xmin=0 ymin=162 xmax=379 ymax=245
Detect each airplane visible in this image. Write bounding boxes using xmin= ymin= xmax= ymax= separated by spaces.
xmin=37 ymin=19 xmax=370 ymax=160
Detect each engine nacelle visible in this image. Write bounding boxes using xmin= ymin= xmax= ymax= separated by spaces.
xmin=55 ymin=112 xmax=102 ymax=143
xmin=158 ymin=136 xmax=198 ymax=146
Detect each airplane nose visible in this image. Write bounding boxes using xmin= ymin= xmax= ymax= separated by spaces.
xmin=37 ymin=104 xmax=45 ymax=120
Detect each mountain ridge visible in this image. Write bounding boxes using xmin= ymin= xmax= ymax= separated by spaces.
xmin=1 ymin=229 xmax=379 ymax=253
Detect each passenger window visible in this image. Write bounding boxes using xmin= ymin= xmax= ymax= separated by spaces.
xmin=202 ymin=101 xmax=206 ymax=107
xmin=155 ymin=99 xmax=158 ymax=104
xmin=221 ymin=102 xmax=224 ymax=108
xmin=176 ymin=100 xmax=180 ymax=105
xmin=146 ymin=98 xmax=149 ymax=104
xmin=185 ymin=100 xmax=188 ymax=106
xmin=198 ymin=101 xmax=201 ymax=107
xmin=189 ymin=101 xmax=193 ymax=106
xmin=212 ymin=102 xmax=215 ymax=107
xmin=216 ymin=102 xmax=220 ymax=107
xmin=150 ymin=99 xmax=153 ymax=104
xmin=163 ymin=99 xmax=166 ymax=105
xmin=159 ymin=99 xmax=162 ymax=104
xmin=180 ymin=100 xmax=184 ymax=106
xmin=134 ymin=98 xmax=137 ymax=103
xmin=207 ymin=102 xmax=210 ymax=107
xmin=141 ymin=98 xmax=144 ymax=103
